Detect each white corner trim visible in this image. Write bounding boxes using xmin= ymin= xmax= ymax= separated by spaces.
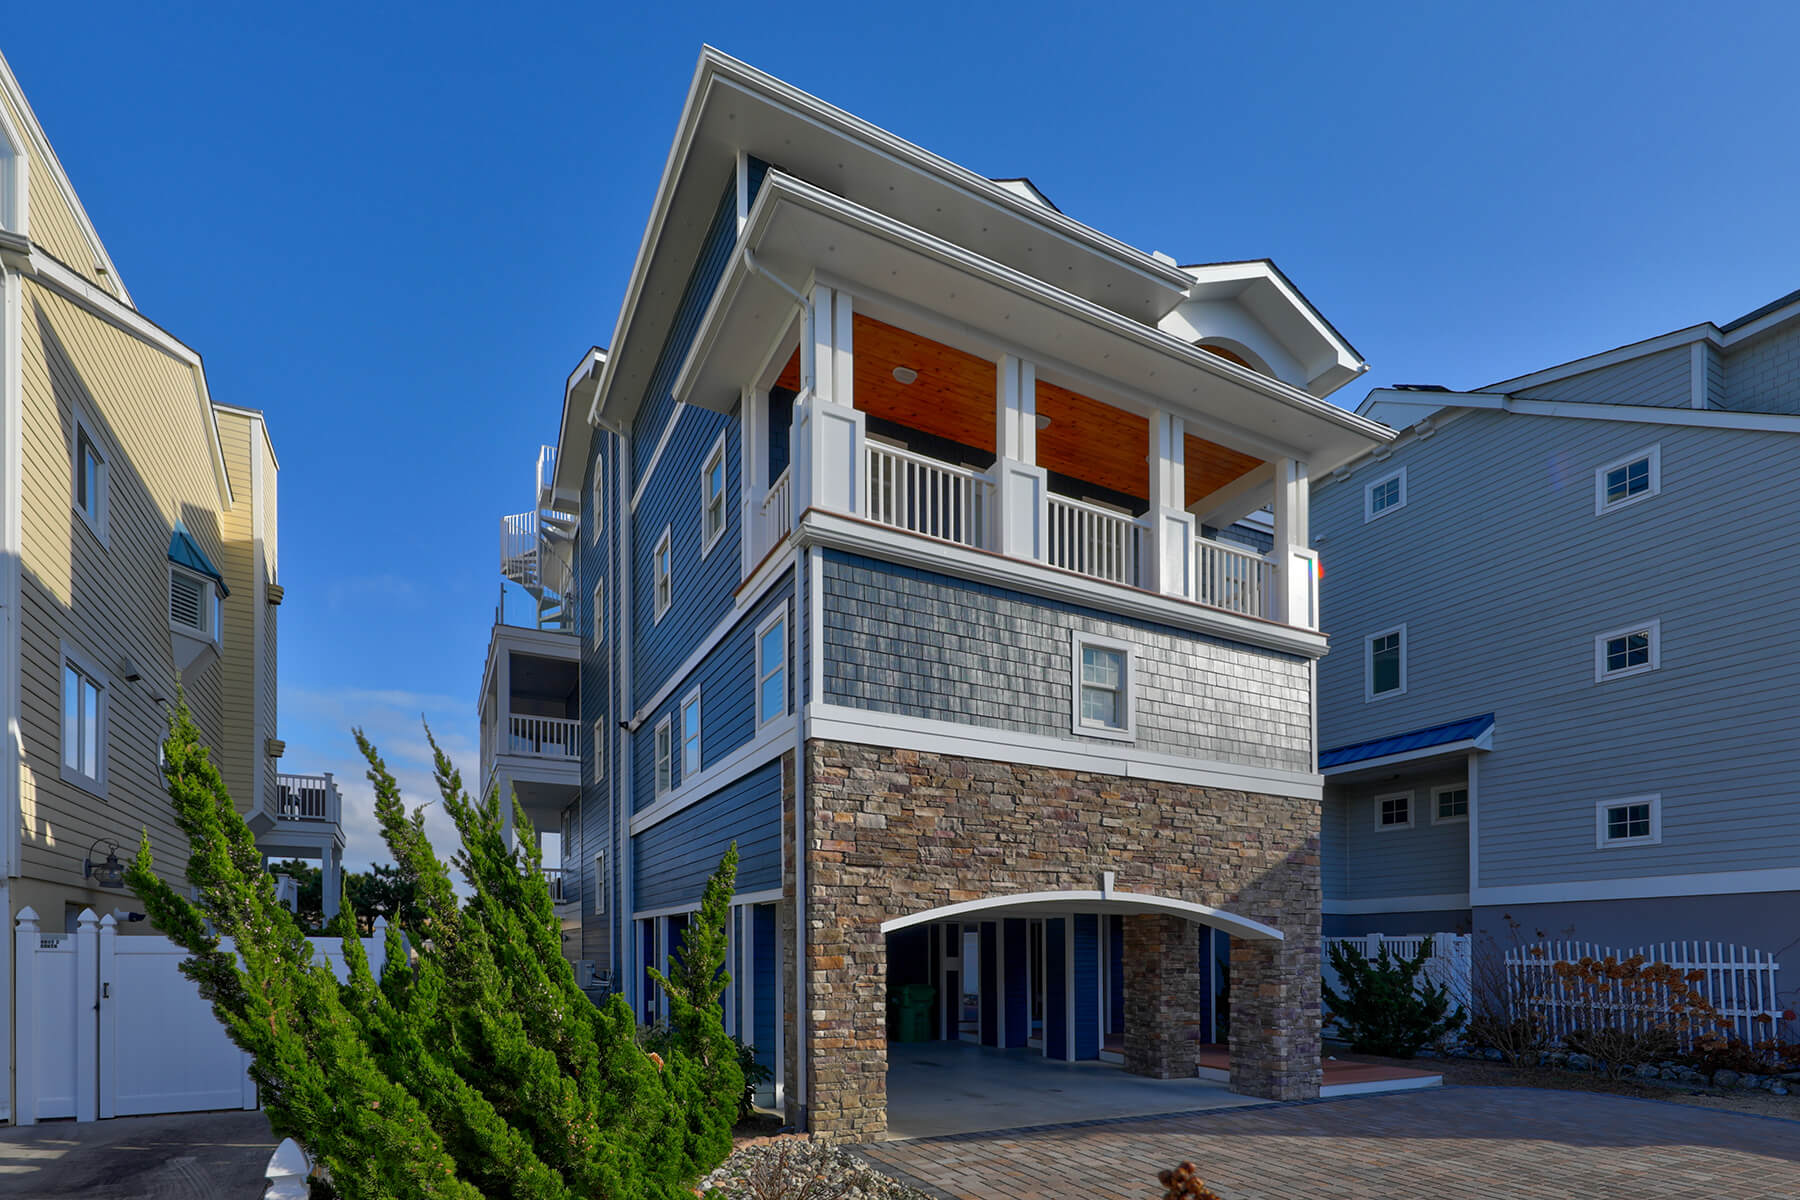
xmin=1362 ymin=466 xmax=1407 ymax=522
xmin=628 ymin=714 xmax=797 ymax=835
xmin=878 ymin=889 xmax=1284 ymax=942
xmin=1372 ymin=790 xmax=1414 ymax=832
xmin=793 ymin=509 xmax=1330 ymax=659
xmin=1593 ymin=618 xmax=1661 ymax=683
xmin=1363 ymin=623 xmax=1407 ymax=702
xmin=805 ymin=702 xmax=1323 ymax=800
xmin=1468 ymin=865 xmax=1800 ymax=907
xmin=1593 ymin=443 xmax=1661 ymax=516
xmin=1322 ymin=893 xmax=1470 ymax=916
xmin=1595 ymin=793 xmax=1662 ymax=850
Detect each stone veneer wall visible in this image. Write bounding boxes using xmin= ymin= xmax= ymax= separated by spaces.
xmin=802 ymin=738 xmax=1322 ymax=1142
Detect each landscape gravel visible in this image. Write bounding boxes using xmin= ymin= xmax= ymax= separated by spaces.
xmin=700 ymin=1137 xmax=935 ymax=1199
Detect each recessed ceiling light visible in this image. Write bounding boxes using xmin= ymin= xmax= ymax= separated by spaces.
xmin=892 ymin=367 xmax=918 ymax=385
xmin=1035 ymin=414 xmax=1051 ymax=431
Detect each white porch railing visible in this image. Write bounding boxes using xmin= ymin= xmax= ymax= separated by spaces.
xmin=500 ymin=512 xmax=538 ymax=583
xmin=865 ymin=442 xmax=987 ymax=548
xmin=275 ymin=773 xmax=340 ymax=825
xmin=1046 ymin=494 xmax=1138 ymax=585
xmin=1195 ymin=536 xmax=1278 ymax=620
xmin=1506 ymin=941 xmax=1784 ymax=1048
xmin=758 ymin=467 xmax=792 ymax=556
xmin=535 ymin=444 xmax=557 ymax=498
xmin=507 ymin=714 xmax=580 ymax=760
xmin=541 ymin=867 xmax=569 ymax=904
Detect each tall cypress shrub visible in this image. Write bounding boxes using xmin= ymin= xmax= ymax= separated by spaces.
xmin=126 ymin=702 xmax=740 ymax=1199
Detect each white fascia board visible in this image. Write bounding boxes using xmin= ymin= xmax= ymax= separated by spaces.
xmin=1177 ymin=261 xmax=1366 ymax=396
xmin=1482 ymin=324 xmax=1720 ymax=394
xmin=554 ymin=347 xmax=606 ymax=493
xmin=684 ymin=173 xmax=1392 ymax=470
xmin=1362 ymin=388 xmax=1800 ymax=436
xmin=795 ymin=508 xmax=1330 ymax=658
xmin=1720 ymin=302 xmax=1800 ymax=347
xmin=1322 ymin=893 xmax=1470 ymax=915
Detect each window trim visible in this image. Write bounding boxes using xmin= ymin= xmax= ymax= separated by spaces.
xmin=1363 ymin=466 xmax=1407 ymax=522
xmin=591 ymin=578 xmax=604 ymax=649
xmin=71 ymin=409 xmax=109 ymax=545
xmin=1431 ymin=784 xmax=1469 ymax=826
xmin=652 ymin=527 xmax=673 ymax=623
xmin=590 ymin=459 xmax=605 ymax=546
xmin=592 ymin=718 xmax=606 ymax=782
xmin=1069 ymin=630 xmax=1135 ymax=742
xmin=680 ymin=688 xmax=702 ymax=778
xmin=592 ymin=851 xmax=607 ymax=916
xmin=1593 ymin=618 xmax=1661 ymax=683
xmin=1373 ymin=790 xmax=1414 ymax=832
xmin=653 ymin=716 xmax=673 ymax=796
xmin=59 ymin=641 xmax=108 ymax=797
xmin=1595 ymin=794 xmax=1662 ymax=849
xmin=1593 ymin=444 xmax=1661 ymax=515
xmin=1364 ymin=623 xmax=1408 ymax=702
xmin=755 ymin=605 xmax=789 ymax=729
xmin=699 ymin=430 xmax=728 ymax=558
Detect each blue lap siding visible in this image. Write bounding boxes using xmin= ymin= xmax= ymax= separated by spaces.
xmin=633 ymin=758 xmax=784 ymax=913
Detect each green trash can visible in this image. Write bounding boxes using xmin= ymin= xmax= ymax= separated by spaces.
xmin=892 ymin=984 xmax=936 ymax=1043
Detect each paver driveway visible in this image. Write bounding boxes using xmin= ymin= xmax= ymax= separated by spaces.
xmin=857 ymin=1086 xmax=1800 ymax=1200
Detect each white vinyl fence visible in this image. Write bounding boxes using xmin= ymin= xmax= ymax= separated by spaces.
xmin=1506 ymin=940 xmax=1783 ymax=1048
xmin=1322 ymin=932 xmax=1472 ymax=1032
xmin=14 ymin=907 xmax=393 ymax=1124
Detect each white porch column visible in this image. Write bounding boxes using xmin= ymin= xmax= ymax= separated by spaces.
xmin=1269 ymin=457 xmax=1317 ymax=628
xmin=1144 ymin=412 xmax=1195 ymax=598
xmin=497 ymin=768 xmax=516 ymax=851
xmin=988 ymin=354 xmax=1047 ymax=559
xmin=321 ymin=843 xmax=342 ymax=920
xmin=790 ymin=285 xmax=864 ymax=519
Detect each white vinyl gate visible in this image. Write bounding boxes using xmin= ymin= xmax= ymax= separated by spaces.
xmin=14 ymin=906 xmax=391 ymax=1124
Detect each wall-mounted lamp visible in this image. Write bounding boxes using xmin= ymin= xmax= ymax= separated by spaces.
xmin=84 ymin=838 xmax=127 ymax=889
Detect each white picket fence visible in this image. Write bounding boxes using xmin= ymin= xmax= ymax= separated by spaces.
xmin=1506 ymin=940 xmax=1783 ymax=1048
xmin=14 ymin=906 xmax=393 ymax=1124
xmin=1322 ymin=932 xmax=1473 ymax=1031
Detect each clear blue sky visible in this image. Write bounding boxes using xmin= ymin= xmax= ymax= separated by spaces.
xmin=8 ymin=3 xmax=1799 ymax=870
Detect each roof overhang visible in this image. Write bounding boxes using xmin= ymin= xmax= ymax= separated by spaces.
xmin=589 ymin=46 xmax=1198 ymax=431
xmin=1320 ymin=714 xmax=1495 ymax=782
xmin=678 ymin=171 xmax=1393 ymax=474
xmin=1163 ymin=261 xmax=1366 ymax=399
xmin=552 ymin=347 xmax=606 ymax=497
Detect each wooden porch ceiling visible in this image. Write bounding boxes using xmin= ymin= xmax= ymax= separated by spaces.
xmin=773 ymin=317 xmax=1263 ymax=506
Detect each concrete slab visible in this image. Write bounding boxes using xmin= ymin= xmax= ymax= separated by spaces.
xmin=0 ymin=1110 xmax=276 ymax=1199
xmin=884 ymin=1041 xmax=1262 ymax=1140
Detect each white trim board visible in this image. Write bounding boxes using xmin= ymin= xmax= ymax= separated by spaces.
xmin=633 ymin=887 xmax=784 ymax=923
xmin=878 ymin=889 xmax=1284 ymax=943
xmin=1360 ymin=389 xmax=1800 ymax=436
xmin=1471 ymin=866 xmax=1800 ymax=907
xmin=806 ymin=702 xmax=1322 ymax=800
xmin=628 ymin=713 xmax=796 ymax=835
xmin=1323 ymin=893 xmax=1470 ymax=916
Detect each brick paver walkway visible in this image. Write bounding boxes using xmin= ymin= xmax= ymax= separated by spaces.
xmin=856 ymin=1086 xmax=1800 ymax=1199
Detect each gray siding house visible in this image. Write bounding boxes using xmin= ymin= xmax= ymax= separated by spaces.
xmin=1314 ymin=293 xmax=1800 ymax=1003
xmin=482 ymin=48 xmax=1393 ymax=1140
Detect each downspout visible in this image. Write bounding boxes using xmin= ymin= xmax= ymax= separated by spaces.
xmin=603 ymin=416 xmax=635 ymax=1012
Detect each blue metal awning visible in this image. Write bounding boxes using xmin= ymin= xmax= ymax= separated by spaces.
xmin=167 ymin=522 xmax=230 ymax=596
xmin=1320 ymin=713 xmax=1494 ymax=772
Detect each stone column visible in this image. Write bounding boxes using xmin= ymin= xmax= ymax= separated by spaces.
xmin=1122 ymin=914 xmax=1201 ymax=1079
xmin=1228 ymin=933 xmax=1322 ymax=1100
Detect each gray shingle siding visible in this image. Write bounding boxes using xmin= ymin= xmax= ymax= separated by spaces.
xmin=820 ymin=551 xmax=1311 ymax=772
xmin=1314 ymin=408 xmax=1800 ymax=892
xmin=1722 ymin=323 xmax=1800 ymax=414
xmin=1518 ymin=345 xmax=1691 ymax=407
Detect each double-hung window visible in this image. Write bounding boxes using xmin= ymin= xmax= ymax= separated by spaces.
xmin=1594 ymin=445 xmax=1660 ymax=514
xmin=756 ymin=608 xmax=788 ymax=726
xmin=61 ymin=645 xmax=106 ymax=793
xmin=1072 ymin=633 xmax=1134 ymax=740
xmin=592 ymin=852 xmax=607 ymax=916
xmin=591 ymin=579 xmax=604 ymax=648
xmin=681 ymin=690 xmax=702 ymax=777
xmin=1365 ymin=625 xmax=1406 ymax=700
xmin=652 ymin=527 xmax=673 ymax=621
xmin=1596 ymin=795 xmax=1660 ymax=848
xmin=653 ymin=717 xmax=673 ymax=796
xmin=1363 ymin=467 xmax=1407 ymax=522
xmin=1594 ymin=619 xmax=1660 ymax=682
xmin=592 ymin=718 xmax=605 ymax=782
xmin=700 ymin=434 xmax=728 ymax=556
xmin=72 ymin=415 xmax=108 ymax=542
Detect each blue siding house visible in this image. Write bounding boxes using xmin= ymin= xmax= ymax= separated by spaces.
xmin=492 ymin=47 xmax=1390 ymax=1140
xmin=1314 ymin=292 xmax=1800 ymax=1010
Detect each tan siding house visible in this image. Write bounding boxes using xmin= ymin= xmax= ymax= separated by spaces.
xmin=0 ymin=50 xmax=338 ymax=1123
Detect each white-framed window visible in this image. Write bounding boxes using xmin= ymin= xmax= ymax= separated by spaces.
xmin=560 ymin=804 xmax=577 ymax=858
xmin=1374 ymin=791 xmax=1413 ymax=831
xmin=681 ymin=689 xmax=702 ymax=777
xmin=591 ymin=579 xmax=604 ymax=648
xmin=654 ymin=716 xmax=673 ymax=796
xmin=1363 ymin=467 xmax=1407 ymax=522
xmin=72 ymin=411 xmax=108 ymax=543
xmin=1594 ymin=619 xmax=1660 ymax=682
xmin=756 ymin=607 xmax=788 ymax=727
xmin=0 ymin=100 xmax=25 ymax=236
xmin=700 ymin=432 xmax=728 ymax=557
xmin=1432 ymin=784 xmax=1469 ymax=824
xmin=590 ymin=459 xmax=605 ymax=546
xmin=1365 ymin=624 xmax=1407 ymax=700
xmin=60 ymin=643 xmax=107 ymax=794
xmin=592 ymin=851 xmax=607 ymax=916
xmin=652 ymin=527 xmax=673 ymax=622
xmin=169 ymin=567 xmax=222 ymax=644
xmin=1594 ymin=444 xmax=1661 ymax=515
xmin=1071 ymin=631 xmax=1134 ymax=741
xmin=592 ymin=718 xmax=605 ymax=782
xmin=1596 ymin=794 xmax=1661 ymax=848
